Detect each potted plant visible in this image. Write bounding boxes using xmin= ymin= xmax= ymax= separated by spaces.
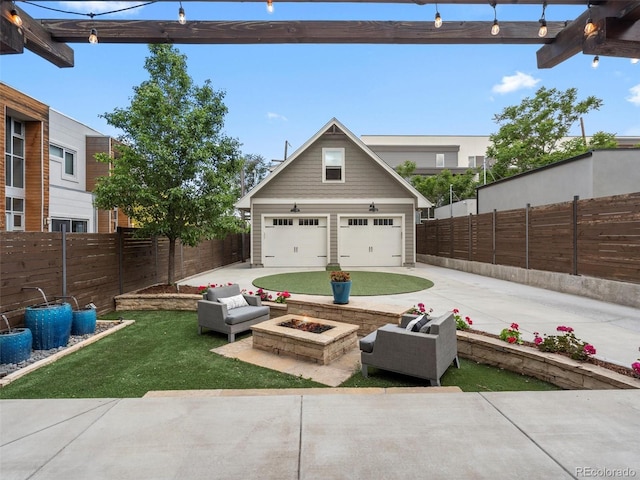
xmin=329 ymin=271 xmax=351 ymax=304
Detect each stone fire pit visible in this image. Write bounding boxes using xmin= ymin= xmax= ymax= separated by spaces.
xmin=251 ymin=315 xmax=359 ymax=365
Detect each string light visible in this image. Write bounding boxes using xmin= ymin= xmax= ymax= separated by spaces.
xmin=538 ymin=2 xmax=548 ymax=38
xmin=10 ymin=8 xmax=23 ymax=27
xmin=178 ymin=2 xmax=186 ymax=25
xmin=591 ymin=55 xmax=599 ymax=68
xmin=491 ymin=3 xmax=500 ymax=36
xmin=266 ymin=0 xmax=274 ymax=13
xmin=88 ymin=28 xmax=98 ymax=44
xmin=584 ymin=3 xmax=596 ymax=36
xmin=632 ymin=58 xmax=640 ymax=64
xmin=434 ymin=3 xmax=442 ymax=28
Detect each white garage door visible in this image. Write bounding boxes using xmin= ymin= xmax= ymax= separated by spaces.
xmin=339 ymin=216 xmax=403 ymax=267
xmin=263 ymin=217 xmax=327 ymax=267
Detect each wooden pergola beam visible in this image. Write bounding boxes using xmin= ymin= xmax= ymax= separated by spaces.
xmin=536 ymin=1 xmax=640 ymax=68
xmin=41 ymin=19 xmax=568 ymax=45
xmin=0 ymin=1 xmax=74 ymax=67
xmin=583 ymin=16 xmax=640 ymax=57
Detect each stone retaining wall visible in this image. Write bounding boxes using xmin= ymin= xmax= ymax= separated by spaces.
xmin=457 ymin=331 xmax=640 ymax=390
xmin=115 ymin=294 xmax=202 ymax=311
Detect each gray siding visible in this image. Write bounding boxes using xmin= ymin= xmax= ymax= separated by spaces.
xmin=258 ymin=133 xmax=410 ymax=199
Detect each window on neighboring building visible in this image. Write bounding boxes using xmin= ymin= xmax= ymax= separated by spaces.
xmin=323 ymin=148 xmax=345 ymax=182
xmin=436 ymin=153 xmax=445 ymax=168
xmin=468 ymin=156 xmax=476 ymax=168
xmin=5 ymin=117 xmax=25 ymax=189
xmin=50 ymin=144 xmax=77 ymax=178
xmin=5 ymin=197 xmax=24 ymax=231
xmin=51 ymin=218 xmax=88 ymax=233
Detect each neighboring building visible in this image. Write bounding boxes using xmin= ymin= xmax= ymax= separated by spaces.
xmin=360 ymin=135 xmax=492 ymax=176
xmin=434 ymin=199 xmax=477 ymax=219
xmin=477 ymin=149 xmax=640 ymax=214
xmin=236 ymin=118 xmax=432 ymax=268
xmin=1 ymin=83 xmax=129 ymax=232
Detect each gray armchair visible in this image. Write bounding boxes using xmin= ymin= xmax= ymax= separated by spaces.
xmin=359 ymin=312 xmax=459 ymax=386
xmin=197 ymin=284 xmax=270 ymax=342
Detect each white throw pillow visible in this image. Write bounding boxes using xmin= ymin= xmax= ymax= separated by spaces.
xmin=218 ymin=294 xmax=249 ymax=310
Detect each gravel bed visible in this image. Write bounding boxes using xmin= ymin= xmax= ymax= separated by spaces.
xmin=0 ymin=322 xmax=119 ymax=379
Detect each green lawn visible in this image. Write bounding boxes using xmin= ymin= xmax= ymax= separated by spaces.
xmin=0 ymin=311 xmax=558 ymax=399
xmin=253 ymin=271 xmax=434 ymax=296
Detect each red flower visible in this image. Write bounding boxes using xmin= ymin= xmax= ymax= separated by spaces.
xmin=583 ymin=344 xmax=596 ymax=355
xmin=507 ymin=337 xmax=517 ymax=344
xmin=452 ymin=308 xmax=459 ymax=314
xmin=510 ymin=323 xmax=519 ymax=330
xmin=465 ymin=316 xmax=473 ymax=325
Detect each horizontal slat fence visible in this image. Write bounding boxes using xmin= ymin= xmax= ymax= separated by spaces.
xmin=1 ymin=228 xmax=249 ymax=328
xmin=418 ymin=193 xmax=640 ymax=285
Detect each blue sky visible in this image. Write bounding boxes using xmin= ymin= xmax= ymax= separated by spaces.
xmin=2 ymin=1 xmax=639 ymax=162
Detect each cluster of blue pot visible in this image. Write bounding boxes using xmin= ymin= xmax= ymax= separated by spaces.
xmin=0 ymin=303 xmax=97 ymax=365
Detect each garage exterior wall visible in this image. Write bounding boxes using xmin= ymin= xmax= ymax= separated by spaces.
xmin=249 ymin=127 xmax=420 ymax=267
xmin=250 ymin=202 xmax=416 ymax=267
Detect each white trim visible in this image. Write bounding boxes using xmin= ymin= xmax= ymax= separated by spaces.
xmin=250 ymin=198 xmax=416 ymax=205
xmin=50 ymin=142 xmax=78 ymax=182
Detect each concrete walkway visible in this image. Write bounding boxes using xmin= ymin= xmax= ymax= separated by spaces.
xmin=2 ymin=390 xmax=639 ymax=479
xmin=2 ymin=262 xmax=639 ymax=479
xmin=183 ymin=262 xmax=640 ymax=368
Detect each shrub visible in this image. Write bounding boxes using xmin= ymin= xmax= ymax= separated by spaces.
xmin=500 ymin=323 xmax=523 ymax=345
xmin=452 ymin=308 xmax=472 ymax=330
xmin=534 ymin=326 xmax=596 ymax=361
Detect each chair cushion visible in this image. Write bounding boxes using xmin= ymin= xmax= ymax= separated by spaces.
xmin=359 ymin=331 xmax=377 ymax=353
xmin=205 ymin=284 xmax=240 ymax=301
xmin=418 ymin=321 xmax=432 ymax=334
xmin=406 ymin=315 xmax=431 ymax=333
xmin=224 ymin=305 xmax=270 ymax=325
xmin=218 ymin=294 xmax=249 ymax=310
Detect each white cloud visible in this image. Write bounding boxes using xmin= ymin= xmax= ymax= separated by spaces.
xmin=627 ymin=84 xmax=640 ymax=106
xmin=492 ymin=72 xmax=540 ymax=94
xmin=267 ymin=112 xmax=288 ymax=121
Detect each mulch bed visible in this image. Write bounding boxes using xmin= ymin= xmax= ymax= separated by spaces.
xmin=138 ymin=284 xmax=202 ymax=295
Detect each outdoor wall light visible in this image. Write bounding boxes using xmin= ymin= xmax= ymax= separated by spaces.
xmin=267 ymin=0 xmax=274 ymax=14
xmin=369 ymin=202 xmax=378 ymax=212
xmin=10 ymin=9 xmax=23 ymax=27
xmin=290 ymin=203 xmax=300 ymax=212
xmin=592 ymin=55 xmax=600 ymax=68
xmin=88 ymin=28 xmax=98 ymax=44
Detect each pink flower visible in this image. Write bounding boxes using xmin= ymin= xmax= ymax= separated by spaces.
xmin=534 ymin=336 xmax=543 ymax=345
xmin=453 ymin=308 xmax=459 ymax=314
xmin=557 ymin=326 xmax=567 ymax=332
xmin=507 ymin=337 xmax=517 ymax=344
xmin=510 ymin=323 xmax=519 ymax=330
xmin=583 ymin=344 xmax=596 ymax=356
xmin=632 ymin=362 xmax=640 ymax=375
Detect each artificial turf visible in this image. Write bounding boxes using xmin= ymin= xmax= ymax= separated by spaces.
xmin=0 ymin=311 xmax=558 ymax=399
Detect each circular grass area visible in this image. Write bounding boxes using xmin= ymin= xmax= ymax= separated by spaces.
xmin=252 ymin=271 xmax=434 ymax=296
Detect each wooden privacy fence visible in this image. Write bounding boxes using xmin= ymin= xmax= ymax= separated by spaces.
xmin=0 ymin=228 xmax=249 ymax=328
xmin=417 ymin=193 xmax=640 ymax=285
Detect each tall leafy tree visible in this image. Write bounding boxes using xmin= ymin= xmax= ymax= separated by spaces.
xmin=486 ymin=87 xmax=612 ymax=179
xmin=396 ymin=162 xmax=478 ymax=206
xmin=94 ymin=45 xmax=242 ymax=284
xmin=239 ymin=153 xmax=271 ymax=195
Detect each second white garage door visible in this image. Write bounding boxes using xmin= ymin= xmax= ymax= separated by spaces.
xmin=263 ymin=216 xmax=328 ymax=267
xmin=338 ymin=216 xmax=403 ymax=267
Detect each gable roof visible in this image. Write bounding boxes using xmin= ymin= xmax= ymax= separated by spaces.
xmin=236 ymin=118 xmax=432 ymax=209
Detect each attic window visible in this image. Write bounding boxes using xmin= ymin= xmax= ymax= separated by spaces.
xmin=322 ymin=148 xmax=345 ymax=183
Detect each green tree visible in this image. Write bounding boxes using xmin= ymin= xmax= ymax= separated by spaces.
xmin=239 ymin=153 xmax=271 ymax=195
xmin=395 ymin=160 xmax=417 ymax=180
xmin=486 ymin=87 xmax=611 ymax=179
xmin=411 ymin=169 xmax=478 ymax=207
xmin=93 ymin=44 xmax=242 ymax=284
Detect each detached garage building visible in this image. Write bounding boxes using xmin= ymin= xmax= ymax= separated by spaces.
xmin=236 ymin=118 xmax=432 ymax=268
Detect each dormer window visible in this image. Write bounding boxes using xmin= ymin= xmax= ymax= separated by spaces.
xmin=323 ymin=148 xmax=345 ymax=183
